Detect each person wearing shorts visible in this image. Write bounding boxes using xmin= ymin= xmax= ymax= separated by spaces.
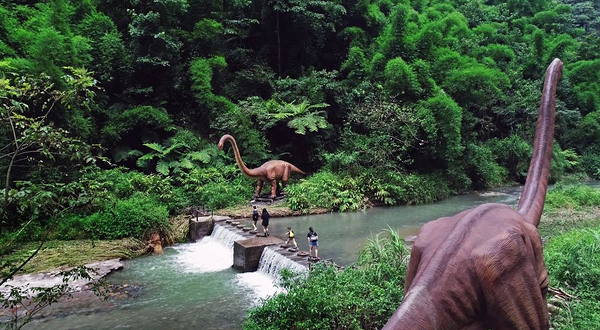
xmin=251 ymin=206 xmax=259 ymax=231
xmin=307 ymin=227 xmax=318 ymax=259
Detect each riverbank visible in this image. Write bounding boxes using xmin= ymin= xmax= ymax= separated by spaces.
xmin=215 ymin=201 xmax=329 ymax=218
xmin=1 ymin=239 xmax=146 ymax=276
xmin=7 ymin=197 xmax=599 ymax=276
xmin=0 ymin=258 xmax=141 ymax=325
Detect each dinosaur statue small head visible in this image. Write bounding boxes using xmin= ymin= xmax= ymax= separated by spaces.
xmin=218 ymin=134 xmax=233 ymax=150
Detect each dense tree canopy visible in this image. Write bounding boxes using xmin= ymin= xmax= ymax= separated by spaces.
xmin=0 ymin=0 xmax=599 ymax=235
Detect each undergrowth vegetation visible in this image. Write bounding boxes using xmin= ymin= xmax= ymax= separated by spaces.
xmin=545 ymin=183 xmax=600 ymax=210
xmin=244 ymin=230 xmax=410 ymax=330
xmin=286 ymin=171 xmax=451 ymax=212
xmin=544 ymin=224 xmax=600 ymax=329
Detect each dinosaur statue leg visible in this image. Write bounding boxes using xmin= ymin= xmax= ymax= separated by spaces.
xmin=269 ymin=179 xmax=277 ymax=199
xmin=254 ymin=180 xmax=264 ymax=198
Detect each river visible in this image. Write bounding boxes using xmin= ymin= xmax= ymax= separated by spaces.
xmin=22 ymin=183 xmax=594 ymax=329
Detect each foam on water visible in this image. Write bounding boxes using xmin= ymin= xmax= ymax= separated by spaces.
xmin=236 ymin=247 xmax=307 ymax=301
xmin=236 ymin=272 xmax=279 ymax=302
xmin=256 ymin=247 xmax=307 ymax=283
xmin=174 ymin=225 xmax=244 ymax=273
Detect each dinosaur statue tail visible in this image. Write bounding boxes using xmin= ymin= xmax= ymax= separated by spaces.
xmin=517 ymin=58 xmax=563 ymax=227
xmin=289 ymin=164 xmax=306 ymax=175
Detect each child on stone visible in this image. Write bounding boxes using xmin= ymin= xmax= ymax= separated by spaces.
xmin=285 ymin=227 xmax=298 ymax=249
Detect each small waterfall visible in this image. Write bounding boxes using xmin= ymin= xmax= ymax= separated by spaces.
xmin=211 ymin=224 xmax=244 ymax=248
xmin=256 ymin=247 xmax=307 ymax=283
xmin=236 ymin=247 xmax=308 ymax=301
xmin=174 ymin=224 xmax=243 ymax=273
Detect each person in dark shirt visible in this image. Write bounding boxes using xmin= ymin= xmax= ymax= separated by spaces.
xmin=261 ymin=208 xmax=270 ymax=237
xmin=251 ymin=206 xmax=259 ymax=231
xmin=307 ymin=227 xmax=318 ymax=259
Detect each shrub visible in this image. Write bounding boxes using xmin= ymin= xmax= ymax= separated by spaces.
xmin=53 ymin=214 xmax=93 ymax=240
xmin=286 ymin=171 xmax=366 ymax=211
xmin=486 ymin=135 xmax=531 ymax=182
xmin=580 ymin=150 xmax=600 ymax=179
xmin=64 ymin=194 xmax=169 ymax=240
xmin=181 ymin=166 xmax=254 ymax=210
xmin=361 ymin=171 xmax=451 ymax=206
xmin=464 ymin=143 xmax=508 ymax=189
xmin=545 ymin=184 xmax=600 ymax=210
xmin=244 ymin=230 xmax=409 ymax=330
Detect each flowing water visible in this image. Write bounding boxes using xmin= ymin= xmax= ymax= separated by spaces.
xmin=22 ymin=183 xmax=597 ymax=329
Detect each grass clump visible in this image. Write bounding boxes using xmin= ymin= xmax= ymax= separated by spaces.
xmin=544 ymin=223 xmax=600 ymax=329
xmin=545 ymin=184 xmax=600 ymax=211
xmin=1 ymin=239 xmax=146 ymax=276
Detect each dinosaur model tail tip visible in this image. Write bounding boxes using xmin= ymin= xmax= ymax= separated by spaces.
xmin=291 ymin=165 xmax=306 ymax=175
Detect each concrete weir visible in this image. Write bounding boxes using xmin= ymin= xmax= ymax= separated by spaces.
xmin=234 ymin=236 xmax=283 ymax=272
xmin=192 ymin=216 xmax=309 ymax=273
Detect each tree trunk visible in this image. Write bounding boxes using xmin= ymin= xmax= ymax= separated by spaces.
xmin=277 ymin=11 xmax=281 ymax=76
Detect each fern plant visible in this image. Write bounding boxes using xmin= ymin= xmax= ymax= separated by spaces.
xmin=134 ymin=129 xmax=219 ymax=175
xmin=241 ymin=96 xmax=330 ymax=135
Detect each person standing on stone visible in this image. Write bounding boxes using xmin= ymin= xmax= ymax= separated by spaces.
xmin=307 ymin=227 xmax=319 ymax=260
xmin=285 ymin=227 xmax=298 ymax=249
xmin=251 ymin=205 xmax=259 ymax=231
xmin=261 ymin=208 xmax=270 ymax=237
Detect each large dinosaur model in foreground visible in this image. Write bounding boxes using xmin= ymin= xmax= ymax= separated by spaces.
xmin=383 ymin=59 xmax=563 ymax=330
xmin=218 ymin=134 xmax=306 ymax=198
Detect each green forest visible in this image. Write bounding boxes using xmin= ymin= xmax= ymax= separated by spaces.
xmin=2 ymin=0 xmax=599 ymax=240
xmin=0 ymin=0 xmax=599 ymax=328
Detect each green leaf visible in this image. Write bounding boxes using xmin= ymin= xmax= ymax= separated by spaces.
xmin=143 ymin=142 xmax=165 ymax=154
xmin=188 ymin=150 xmax=211 ymax=163
xmin=156 ymin=161 xmax=170 ymax=175
xmin=180 ymin=158 xmax=194 ymax=169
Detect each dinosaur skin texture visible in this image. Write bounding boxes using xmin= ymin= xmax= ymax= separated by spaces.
xmin=218 ymin=134 xmax=306 ymax=198
xmin=382 ymin=59 xmax=563 ymax=330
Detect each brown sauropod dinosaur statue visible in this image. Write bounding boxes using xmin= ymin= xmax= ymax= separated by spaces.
xmin=382 ymin=58 xmax=563 ymax=330
xmin=218 ymin=134 xmax=306 ymax=198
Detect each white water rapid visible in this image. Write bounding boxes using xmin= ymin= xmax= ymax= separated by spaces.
xmin=174 ymin=224 xmax=244 ymax=273
xmin=175 ymin=223 xmax=307 ymax=301
xmin=256 ymin=247 xmax=307 ymax=282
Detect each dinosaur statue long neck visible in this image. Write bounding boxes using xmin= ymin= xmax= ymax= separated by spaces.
xmin=517 ymin=58 xmax=563 ymax=227
xmin=221 ymin=135 xmax=260 ymax=178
